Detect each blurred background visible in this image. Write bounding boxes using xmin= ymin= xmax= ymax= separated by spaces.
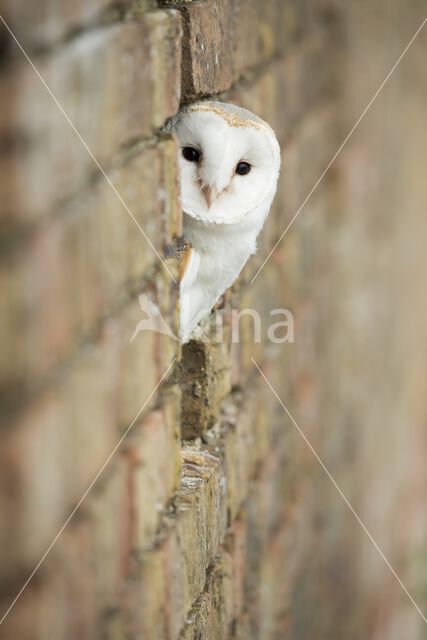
xmin=1 ymin=1 xmax=427 ymax=638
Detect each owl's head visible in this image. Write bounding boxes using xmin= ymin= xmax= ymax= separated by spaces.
xmin=170 ymin=101 xmax=281 ymax=225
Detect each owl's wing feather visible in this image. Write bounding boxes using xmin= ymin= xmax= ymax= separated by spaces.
xmin=179 ymin=246 xmax=200 ymax=292
xmin=180 ymin=247 xmax=204 ymax=342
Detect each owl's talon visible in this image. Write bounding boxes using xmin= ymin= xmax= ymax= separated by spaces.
xmin=164 ymin=237 xmax=191 ymax=260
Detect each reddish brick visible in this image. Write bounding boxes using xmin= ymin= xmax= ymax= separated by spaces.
xmin=172 ymin=0 xmax=235 ymax=100
xmin=164 ymin=0 xmax=298 ymax=102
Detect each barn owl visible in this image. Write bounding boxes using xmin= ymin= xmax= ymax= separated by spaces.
xmin=168 ymin=101 xmax=281 ymax=343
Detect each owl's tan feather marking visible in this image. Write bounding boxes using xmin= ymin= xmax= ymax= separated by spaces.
xmin=188 ymin=103 xmax=266 ymax=131
xmin=179 ymin=244 xmax=194 ymax=282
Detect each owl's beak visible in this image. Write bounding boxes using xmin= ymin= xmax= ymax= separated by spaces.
xmin=201 ymin=185 xmax=218 ymax=208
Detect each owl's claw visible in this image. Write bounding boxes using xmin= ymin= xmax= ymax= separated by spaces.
xmin=164 ymin=236 xmax=191 ymax=260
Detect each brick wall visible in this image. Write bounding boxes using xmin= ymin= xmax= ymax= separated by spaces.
xmin=2 ymin=0 xmax=427 ymax=639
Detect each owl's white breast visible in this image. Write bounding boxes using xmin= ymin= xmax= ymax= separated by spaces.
xmin=180 ymin=213 xmax=258 ymax=341
xmin=183 ymin=201 xmax=267 ymax=294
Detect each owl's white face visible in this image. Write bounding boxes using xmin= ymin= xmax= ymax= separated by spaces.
xmin=172 ymin=102 xmax=281 ymax=225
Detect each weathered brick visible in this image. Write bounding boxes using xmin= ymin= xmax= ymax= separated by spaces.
xmin=0 ymin=391 xmax=68 ymax=585
xmin=0 ymin=310 xmax=178 ymax=584
xmin=0 ymin=460 xmax=131 ymax=639
xmin=164 ymin=0 xmax=299 ymax=102
xmin=2 ymin=0 xmax=156 ymax=50
xmin=67 ymin=138 xmax=181 ymax=335
xmin=164 ymin=453 xmax=226 ymax=636
xmin=54 ymin=460 xmax=130 ymax=637
xmin=179 ymin=324 xmax=232 ymax=439
xmin=122 ymin=406 xmax=181 ymax=552
xmin=177 ymin=430 xmax=296 ymax=639
xmin=120 ymin=450 xmax=225 ymax=640
xmin=179 ymin=591 xmax=212 ymax=640
xmin=180 ymin=556 xmax=234 ymax=640
xmin=0 ymin=324 xmax=123 ymax=582
xmin=181 ymin=450 xmax=227 ymax=561
xmin=0 ymin=137 xmax=181 ymax=401
xmin=0 ymin=11 xmax=182 ymax=223
xmin=114 ymin=291 xmax=180 ymax=430
xmin=123 ymin=137 xmax=182 ymax=285
xmin=163 ymin=0 xmax=235 ymax=100
xmin=0 ymin=218 xmax=73 ymax=400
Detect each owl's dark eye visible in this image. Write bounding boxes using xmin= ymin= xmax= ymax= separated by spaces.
xmin=235 ymin=161 xmax=251 ymax=175
xmin=182 ymin=146 xmax=200 ymax=162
